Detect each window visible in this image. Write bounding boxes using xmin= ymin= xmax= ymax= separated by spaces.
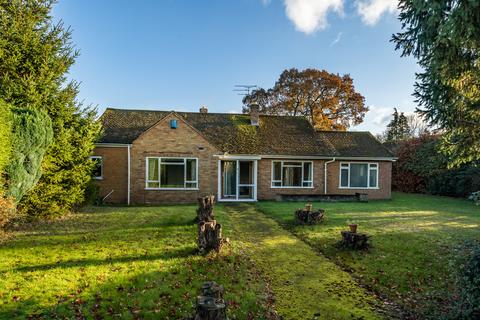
xmin=339 ymin=163 xmax=378 ymax=189
xmin=271 ymin=161 xmax=313 ymax=188
xmin=146 ymin=157 xmax=198 ymax=189
xmin=90 ymin=156 xmax=103 ymax=179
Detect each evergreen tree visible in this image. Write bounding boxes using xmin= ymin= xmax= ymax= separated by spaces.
xmin=0 ymin=1 xmax=101 ymax=218
xmin=0 ymin=100 xmax=12 ymax=185
xmin=5 ymin=108 xmax=53 ymax=203
xmin=385 ymin=108 xmax=411 ymax=142
xmin=393 ymin=0 xmax=480 ymax=167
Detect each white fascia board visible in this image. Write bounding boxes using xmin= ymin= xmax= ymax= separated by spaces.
xmin=214 ymin=154 xmax=262 ymax=160
xmin=95 ymin=143 xmax=131 ymax=148
xmin=214 ymin=154 xmax=395 ymax=161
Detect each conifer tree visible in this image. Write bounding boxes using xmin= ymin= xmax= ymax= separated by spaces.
xmin=393 ymin=0 xmax=480 ymax=167
xmin=0 ymin=0 xmax=101 ymax=217
xmin=385 ymin=108 xmax=411 ymax=142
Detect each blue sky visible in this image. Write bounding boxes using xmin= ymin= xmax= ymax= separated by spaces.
xmin=52 ymin=0 xmax=419 ymax=134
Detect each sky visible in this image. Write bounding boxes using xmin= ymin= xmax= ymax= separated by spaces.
xmin=52 ymin=0 xmax=420 ymax=134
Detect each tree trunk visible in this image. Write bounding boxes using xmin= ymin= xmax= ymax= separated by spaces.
xmin=295 ymin=208 xmax=325 ymax=225
xmin=341 ymin=231 xmax=370 ymax=249
xmin=198 ymin=220 xmax=224 ymax=254
xmin=197 ymin=195 xmax=215 ymax=222
xmin=193 ymin=281 xmax=227 ymax=320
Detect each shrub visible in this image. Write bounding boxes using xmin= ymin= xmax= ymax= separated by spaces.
xmin=0 ymin=193 xmax=15 ymax=229
xmin=392 ymin=135 xmax=480 ymax=197
xmin=5 ymin=108 xmax=53 ymax=203
xmin=83 ymin=180 xmax=103 ymax=206
xmin=469 ymin=192 xmax=480 ymax=206
xmin=448 ymin=241 xmax=480 ymax=319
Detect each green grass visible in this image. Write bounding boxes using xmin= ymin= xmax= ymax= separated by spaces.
xmin=220 ymin=204 xmax=380 ymax=320
xmin=256 ymin=192 xmax=480 ymax=317
xmin=0 ymin=205 xmax=273 ymax=319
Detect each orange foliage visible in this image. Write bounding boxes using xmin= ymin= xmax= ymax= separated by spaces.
xmin=243 ymin=68 xmax=368 ymax=130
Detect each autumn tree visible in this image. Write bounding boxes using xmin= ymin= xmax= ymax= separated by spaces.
xmin=393 ymin=0 xmax=480 ymax=167
xmin=243 ymin=68 xmax=367 ymax=130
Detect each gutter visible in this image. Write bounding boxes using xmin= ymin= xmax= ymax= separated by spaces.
xmin=324 ymin=158 xmax=336 ymax=194
xmin=212 ymin=154 xmax=396 ymax=161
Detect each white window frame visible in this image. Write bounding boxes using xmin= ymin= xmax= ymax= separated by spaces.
xmin=271 ymin=160 xmax=313 ymax=188
xmin=339 ymin=162 xmax=379 ymax=189
xmin=217 ymin=160 xmax=258 ymax=202
xmin=90 ymin=156 xmax=103 ymax=180
xmin=145 ymin=157 xmax=199 ymax=190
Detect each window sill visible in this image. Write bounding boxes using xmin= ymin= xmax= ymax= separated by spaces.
xmin=271 ymin=186 xmax=314 ymax=189
xmin=145 ymin=188 xmax=199 ymax=191
xmin=93 ymin=177 xmax=103 ymax=180
xmin=338 ymin=187 xmax=379 ymax=190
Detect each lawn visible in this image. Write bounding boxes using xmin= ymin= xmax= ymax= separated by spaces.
xmin=0 ymin=203 xmax=381 ymax=320
xmin=0 ymin=205 xmax=274 ymax=319
xmin=2 ymin=193 xmax=477 ymax=319
xmin=256 ymin=192 xmax=480 ymax=318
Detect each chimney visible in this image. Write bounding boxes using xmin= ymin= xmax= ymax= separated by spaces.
xmin=249 ymin=103 xmax=259 ymax=126
xmin=199 ymin=106 xmax=208 ymax=114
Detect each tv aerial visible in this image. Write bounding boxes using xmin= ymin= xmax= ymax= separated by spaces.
xmin=233 ymin=85 xmax=257 ymax=96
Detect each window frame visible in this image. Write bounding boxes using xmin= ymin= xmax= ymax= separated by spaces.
xmin=90 ymin=156 xmax=103 ymax=180
xmin=271 ymin=160 xmax=314 ymax=189
xmin=339 ymin=162 xmax=379 ymax=189
xmin=145 ymin=157 xmax=199 ymax=190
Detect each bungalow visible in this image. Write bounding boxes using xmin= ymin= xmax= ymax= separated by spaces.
xmin=91 ymin=105 xmax=395 ymax=204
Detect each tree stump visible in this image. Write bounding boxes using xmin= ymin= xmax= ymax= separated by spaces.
xmin=197 ymin=195 xmax=215 ymax=222
xmin=341 ymin=231 xmax=370 ymax=249
xmin=193 ymin=282 xmax=227 ymax=320
xmin=198 ymin=220 xmax=224 ymax=254
xmin=295 ymin=208 xmax=325 ymax=225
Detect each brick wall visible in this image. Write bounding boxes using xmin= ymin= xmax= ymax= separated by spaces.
xmin=130 ymin=113 xmax=219 ymax=204
xmin=326 ymin=160 xmax=392 ymax=199
xmin=92 ymin=146 xmax=128 ymax=204
xmin=93 ymin=115 xmax=392 ymax=203
xmin=257 ymin=159 xmax=325 ymax=200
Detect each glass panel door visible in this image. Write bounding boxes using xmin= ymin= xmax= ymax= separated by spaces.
xmin=220 ymin=160 xmax=256 ymax=201
xmin=222 ymin=161 xmax=237 ymax=199
xmin=238 ymin=161 xmax=254 ymax=199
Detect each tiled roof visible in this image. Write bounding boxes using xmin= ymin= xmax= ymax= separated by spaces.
xmin=98 ymin=108 xmax=393 ymax=158
xmin=317 ymin=131 xmax=394 ymax=158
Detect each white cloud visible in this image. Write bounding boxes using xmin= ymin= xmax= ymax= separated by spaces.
xmin=369 ymin=105 xmax=393 ymax=126
xmin=356 ymin=0 xmax=398 ymax=25
xmin=284 ymin=0 xmax=343 ymax=34
xmin=260 ymin=0 xmax=271 ymax=6
xmin=330 ymin=31 xmax=343 ymax=46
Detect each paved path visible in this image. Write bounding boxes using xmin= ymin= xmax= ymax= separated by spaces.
xmin=222 ymin=204 xmax=382 ymax=320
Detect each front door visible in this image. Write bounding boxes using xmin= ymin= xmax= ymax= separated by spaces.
xmin=219 ymin=160 xmax=257 ymax=201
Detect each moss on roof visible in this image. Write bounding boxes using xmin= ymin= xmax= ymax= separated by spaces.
xmin=98 ymin=108 xmax=393 ymax=158
xmin=317 ymin=131 xmax=394 ymax=158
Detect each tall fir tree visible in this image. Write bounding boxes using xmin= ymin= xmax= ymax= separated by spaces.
xmin=393 ymin=0 xmax=480 ymax=167
xmin=0 ymin=0 xmax=101 ymax=218
xmin=385 ymin=108 xmax=411 ymax=142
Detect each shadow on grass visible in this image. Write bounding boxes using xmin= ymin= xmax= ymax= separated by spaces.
xmin=1 ymin=251 xmax=271 ymax=320
xmin=13 ymin=246 xmax=196 ymax=273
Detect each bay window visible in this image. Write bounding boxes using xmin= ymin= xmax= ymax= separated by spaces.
xmin=340 ymin=162 xmax=378 ymax=189
xmin=146 ymin=157 xmax=198 ymax=189
xmin=271 ymin=161 xmax=313 ymax=188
